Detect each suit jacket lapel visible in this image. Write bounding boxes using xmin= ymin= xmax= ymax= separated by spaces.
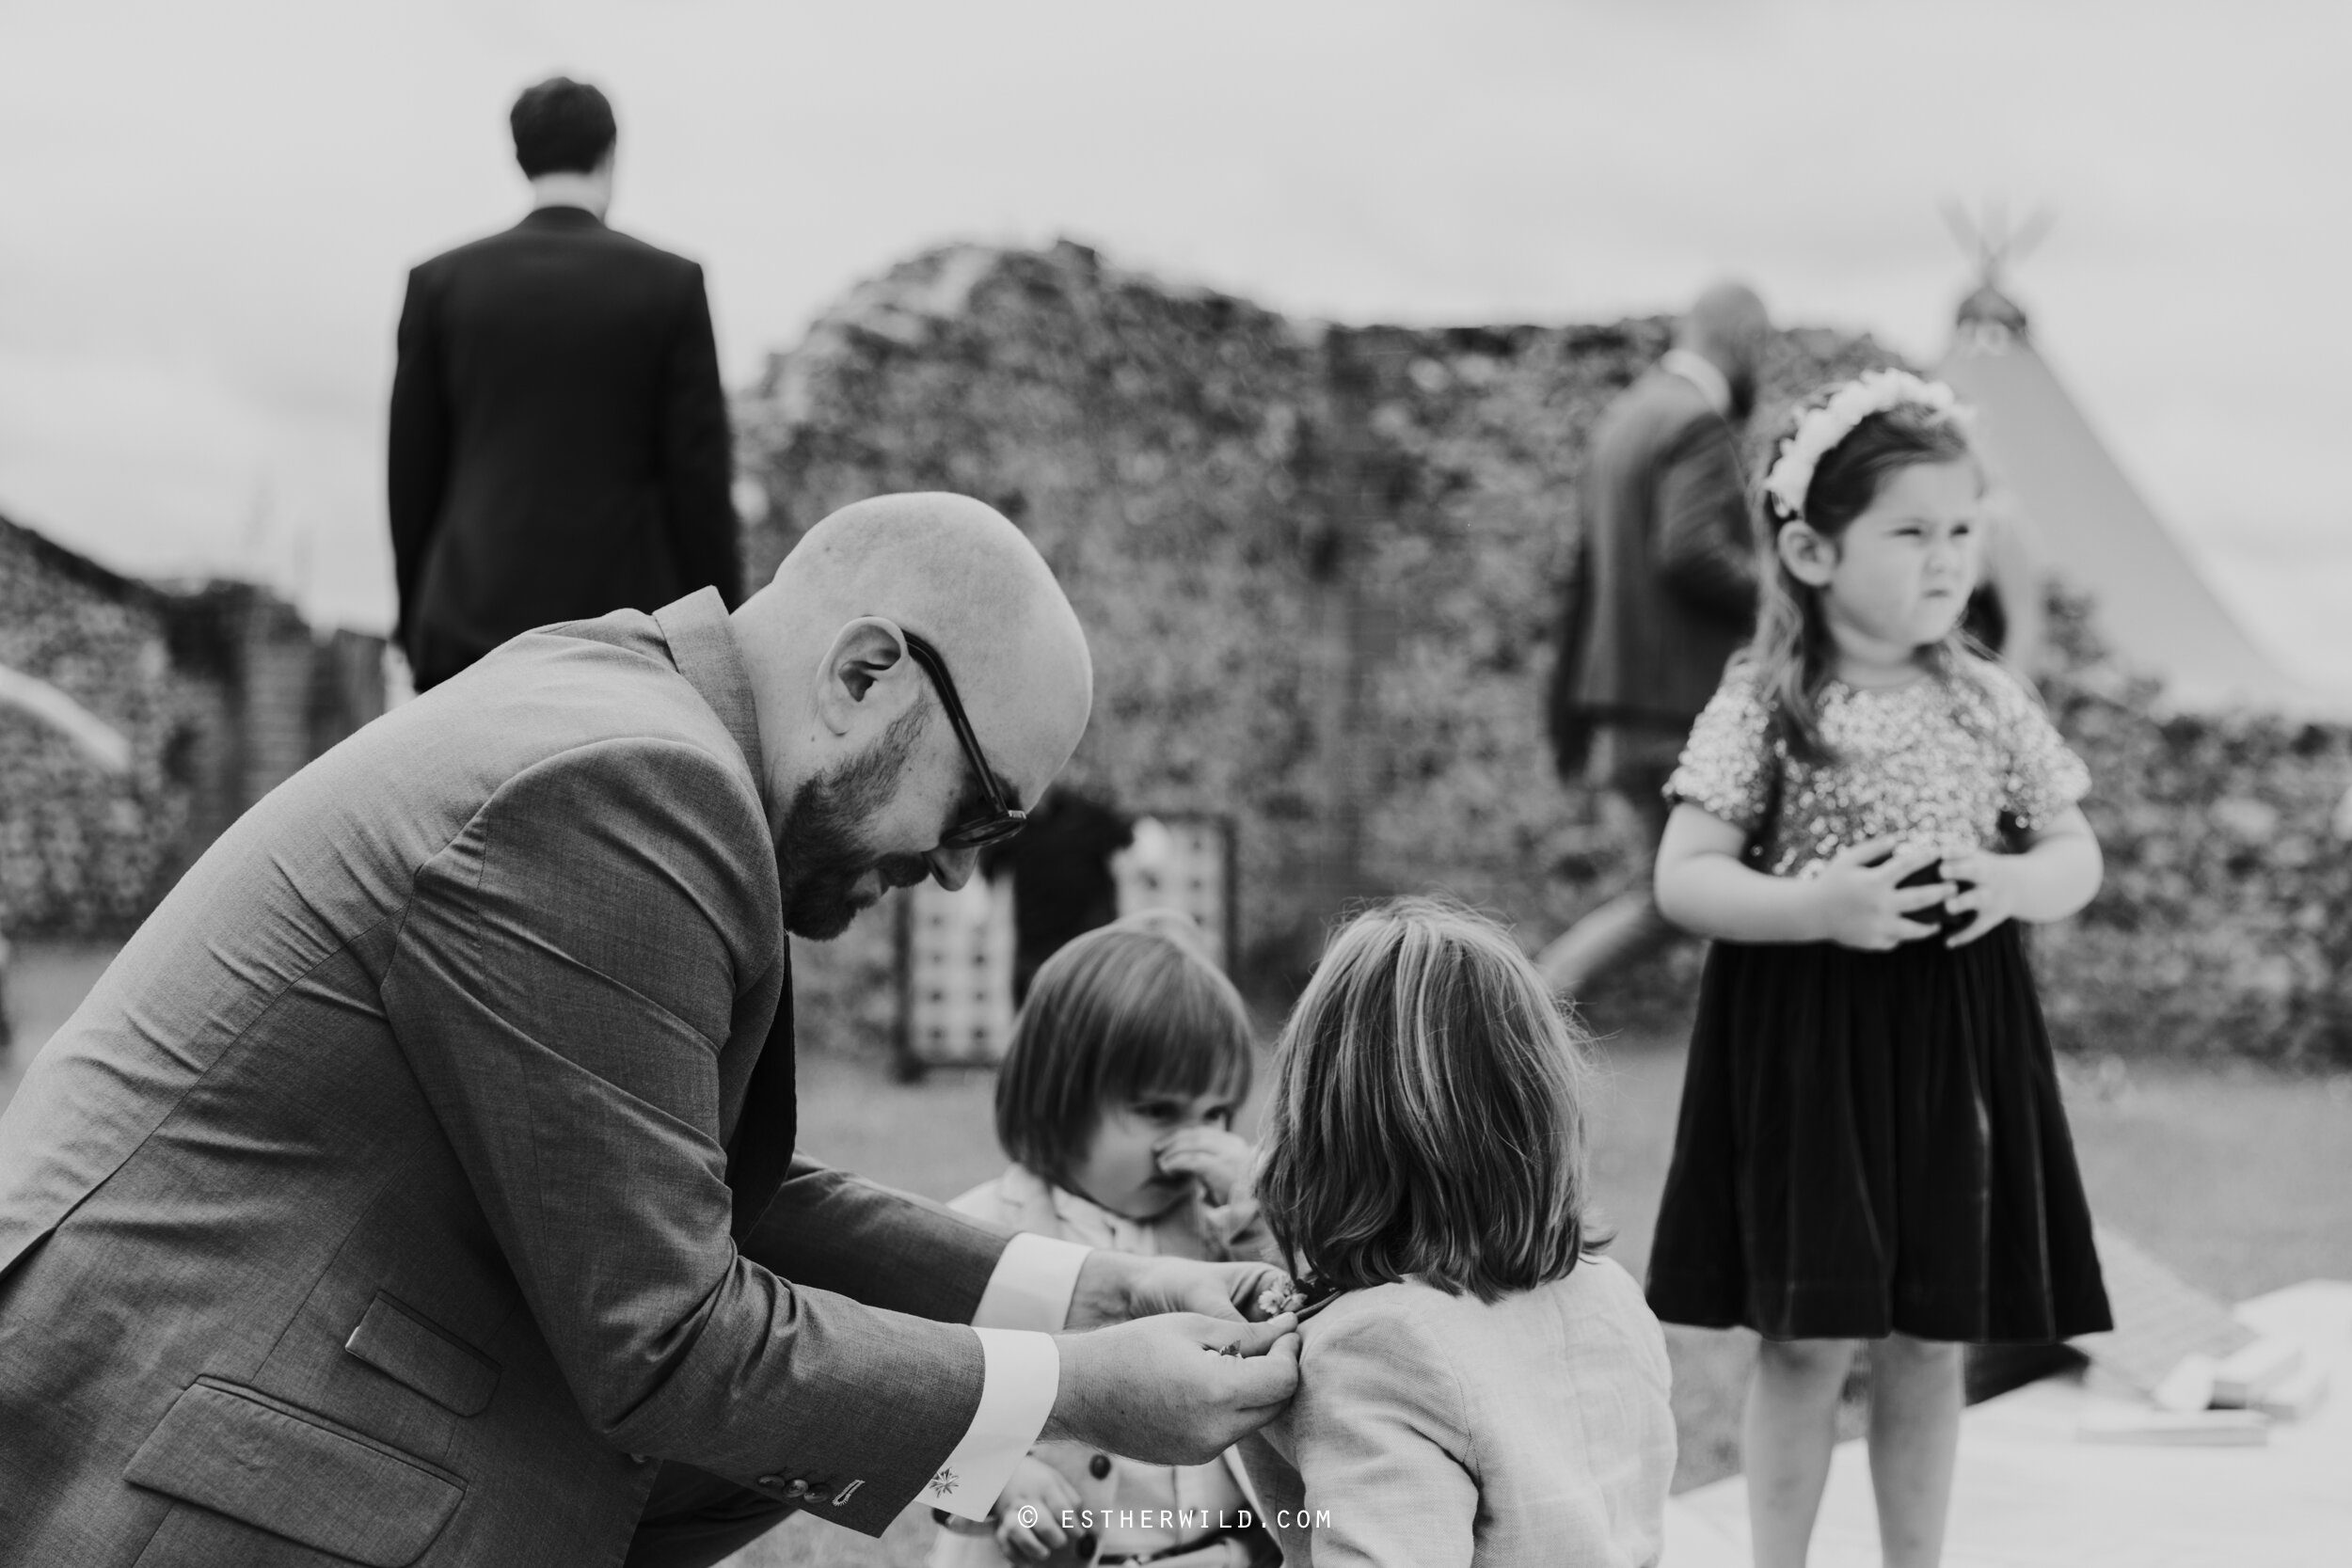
xmin=652 ymin=588 xmax=764 ymax=784
xmin=727 ymin=953 xmax=799 ymax=1239
xmin=646 ymin=590 xmax=800 ymax=1236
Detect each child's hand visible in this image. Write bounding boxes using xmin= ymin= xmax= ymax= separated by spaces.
xmin=1936 ymin=847 xmax=2020 ymax=947
xmin=1807 ymin=838 xmax=1951 ymax=951
xmin=993 ymin=1455 xmax=1082 ymax=1562
xmin=1155 ymin=1127 xmax=1255 ymax=1209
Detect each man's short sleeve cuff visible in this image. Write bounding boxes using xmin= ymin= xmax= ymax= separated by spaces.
xmin=919 ymin=1328 xmax=1059 ymax=1522
xmin=972 ymin=1232 xmax=1089 ymax=1332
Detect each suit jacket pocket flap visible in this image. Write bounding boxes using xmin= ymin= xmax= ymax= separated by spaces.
xmin=345 ymin=1291 xmax=501 ymax=1416
xmin=124 ymin=1380 xmax=464 ymax=1568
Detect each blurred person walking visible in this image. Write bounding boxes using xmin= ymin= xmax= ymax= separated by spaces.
xmin=1961 ymin=487 xmax=2048 ymax=680
xmin=1540 ymin=282 xmax=1772 ymax=996
xmin=389 ymin=77 xmax=739 ymax=692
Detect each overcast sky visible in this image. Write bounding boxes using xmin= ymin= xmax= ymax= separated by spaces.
xmin=3 ymin=1 xmax=2347 ymax=684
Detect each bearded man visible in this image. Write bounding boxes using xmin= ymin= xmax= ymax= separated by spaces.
xmin=0 ymin=494 xmax=1296 ymax=1568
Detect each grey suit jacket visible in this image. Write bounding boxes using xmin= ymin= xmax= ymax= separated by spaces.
xmin=1548 ymin=367 xmax=1758 ymax=779
xmin=0 ymin=591 xmax=1011 ymax=1565
xmin=1240 ymin=1257 xmax=1676 ymax=1568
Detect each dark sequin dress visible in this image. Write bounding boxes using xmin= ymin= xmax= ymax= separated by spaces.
xmin=1645 ymin=658 xmax=2113 ymax=1343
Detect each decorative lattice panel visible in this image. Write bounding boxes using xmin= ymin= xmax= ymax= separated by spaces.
xmin=898 ymin=814 xmax=1235 ymax=1069
xmin=899 ymin=873 xmax=1017 ymax=1069
xmin=1111 ymin=815 xmax=1234 ymax=973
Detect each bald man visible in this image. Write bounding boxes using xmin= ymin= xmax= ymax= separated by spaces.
xmin=0 ymin=495 xmax=1298 ymax=1568
xmin=1542 ymin=283 xmax=1771 ymax=996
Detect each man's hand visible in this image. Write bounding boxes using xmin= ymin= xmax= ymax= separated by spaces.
xmin=991 ymin=1455 xmax=1081 ymax=1563
xmin=1066 ymin=1250 xmax=1291 ymax=1329
xmin=1043 ymin=1312 xmax=1300 ymax=1463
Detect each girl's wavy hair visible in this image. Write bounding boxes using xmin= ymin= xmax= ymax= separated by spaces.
xmin=1256 ymin=898 xmax=1604 ymax=1305
xmin=1751 ymin=393 xmax=1980 ymax=763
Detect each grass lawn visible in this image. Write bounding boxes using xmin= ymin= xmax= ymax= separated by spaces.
xmin=735 ymin=1004 xmax=2352 ymax=1568
xmin=6 ymin=943 xmax=2349 ymax=1568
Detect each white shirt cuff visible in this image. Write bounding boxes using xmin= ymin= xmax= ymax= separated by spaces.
xmin=971 ymin=1232 xmax=1089 ymax=1332
xmin=923 ymin=1327 xmax=1060 ymax=1522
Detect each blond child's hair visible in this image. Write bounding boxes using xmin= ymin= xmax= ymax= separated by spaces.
xmin=1258 ymin=898 xmax=1603 ymax=1304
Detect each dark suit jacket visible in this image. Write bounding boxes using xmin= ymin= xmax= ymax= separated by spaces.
xmin=389 ymin=206 xmax=740 ymax=690
xmin=0 ymin=592 xmax=1009 ymax=1565
xmin=1548 ymin=366 xmax=1759 ymax=780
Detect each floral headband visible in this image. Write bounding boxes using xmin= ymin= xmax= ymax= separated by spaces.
xmin=1761 ymin=369 xmax=1970 ymax=526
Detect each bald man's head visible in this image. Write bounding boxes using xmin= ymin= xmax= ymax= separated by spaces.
xmin=731 ymin=493 xmax=1094 ymax=935
xmin=1678 ymin=281 xmax=1772 ymax=415
xmin=773 ymin=493 xmax=1093 ymax=772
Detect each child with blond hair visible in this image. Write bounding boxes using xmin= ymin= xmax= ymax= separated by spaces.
xmin=1243 ymin=898 xmax=1676 ymax=1567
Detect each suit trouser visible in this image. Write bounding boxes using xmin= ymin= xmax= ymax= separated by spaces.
xmin=1538 ymin=721 xmax=1688 ymax=995
xmin=625 ymin=1462 xmax=800 ymax=1568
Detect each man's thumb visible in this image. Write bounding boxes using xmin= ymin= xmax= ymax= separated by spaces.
xmin=1216 ymin=1312 xmax=1298 ymax=1357
xmin=1231 ymin=1331 xmax=1301 ymax=1408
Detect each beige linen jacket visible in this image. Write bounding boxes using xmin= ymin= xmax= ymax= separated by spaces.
xmin=1240 ymin=1256 xmax=1676 ymax=1568
xmin=927 ymin=1168 xmax=1262 ymax=1568
xmin=0 ymin=591 xmax=1013 ymax=1565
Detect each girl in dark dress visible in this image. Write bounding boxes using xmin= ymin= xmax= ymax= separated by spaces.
xmin=1645 ymin=371 xmax=2110 ymax=1568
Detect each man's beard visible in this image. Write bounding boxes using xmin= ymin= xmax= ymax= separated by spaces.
xmin=776 ymin=709 xmax=931 ymax=941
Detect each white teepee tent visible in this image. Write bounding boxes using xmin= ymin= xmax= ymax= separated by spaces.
xmin=1936 ymin=281 xmax=2299 ymax=710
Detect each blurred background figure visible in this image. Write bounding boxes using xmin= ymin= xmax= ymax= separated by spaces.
xmin=1540 ymin=281 xmax=1772 ymax=999
xmin=980 ymin=784 xmax=1134 ymax=1006
xmin=1963 ymin=484 xmax=2048 ymax=681
xmin=387 ymin=76 xmax=738 ymax=692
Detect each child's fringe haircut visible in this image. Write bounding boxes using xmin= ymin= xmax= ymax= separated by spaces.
xmin=993 ymin=915 xmax=1255 ymax=1189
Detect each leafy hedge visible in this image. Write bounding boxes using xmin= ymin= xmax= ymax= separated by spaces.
xmin=2035 ymin=594 xmax=2352 ymax=1065
xmin=740 ymin=241 xmax=2352 ymax=1065
xmin=0 ymin=517 xmax=193 ymax=937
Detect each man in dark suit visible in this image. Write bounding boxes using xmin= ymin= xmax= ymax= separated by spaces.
xmin=389 ymin=77 xmax=739 ymax=691
xmin=0 ymin=494 xmax=1296 ymax=1567
xmin=1540 ymin=283 xmax=1771 ymax=995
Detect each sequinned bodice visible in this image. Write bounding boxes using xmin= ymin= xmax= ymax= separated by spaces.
xmin=1666 ymin=661 xmax=2089 ymax=878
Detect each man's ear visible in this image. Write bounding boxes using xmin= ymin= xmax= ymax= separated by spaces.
xmin=1776 ymin=523 xmax=1837 ymax=588
xmin=813 ymin=619 xmax=912 ymax=737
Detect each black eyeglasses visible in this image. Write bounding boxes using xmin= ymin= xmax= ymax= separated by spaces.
xmin=900 ymin=629 xmax=1028 ymax=850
